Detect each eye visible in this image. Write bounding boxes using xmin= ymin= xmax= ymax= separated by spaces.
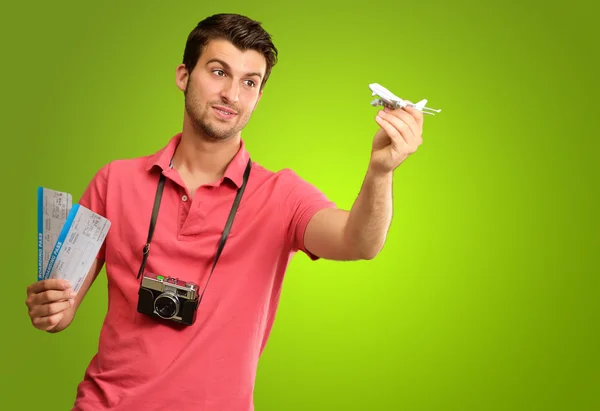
xmin=212 ymin=69 xmax=225 ymax=77
xmin=244 ymin=80 xmax=256 ymax=88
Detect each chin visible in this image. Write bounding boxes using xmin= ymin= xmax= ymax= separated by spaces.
xmin=197 ymin=121 xmax=238 ymax=142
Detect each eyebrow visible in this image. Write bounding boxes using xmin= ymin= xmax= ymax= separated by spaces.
xmin=206 ymin=58 xmax=263 ymax=80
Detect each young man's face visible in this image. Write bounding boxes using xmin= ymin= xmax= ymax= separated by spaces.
xmin=177 ymin=38 xmax=266 ymax=142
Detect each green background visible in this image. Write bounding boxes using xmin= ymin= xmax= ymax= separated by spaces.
xmin=2 ymin=0 xmax=598 ymax=410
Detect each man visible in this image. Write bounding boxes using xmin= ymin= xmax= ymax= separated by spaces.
xmin=25 ymin=13 xmax=424 ymax=411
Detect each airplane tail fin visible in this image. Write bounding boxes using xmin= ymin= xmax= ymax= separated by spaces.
xmin=414 ymin=99 xmax=428 ymax=110
xmin=413 ymin=98 xmax=442 ymax=115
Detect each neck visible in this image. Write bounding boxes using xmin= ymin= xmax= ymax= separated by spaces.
xmin=172 ymin=124 xmax=241 ymax=179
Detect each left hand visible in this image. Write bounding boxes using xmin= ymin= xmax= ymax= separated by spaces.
xmin=370 ymin=102 xmax=424 ymax=173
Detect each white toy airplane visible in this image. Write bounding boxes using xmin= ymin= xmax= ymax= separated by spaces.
xmin=369 ymin=83 xmax=441 ymax=115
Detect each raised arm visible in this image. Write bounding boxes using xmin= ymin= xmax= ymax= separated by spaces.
xmin=304 ymin=103 xmax=424 ymax=261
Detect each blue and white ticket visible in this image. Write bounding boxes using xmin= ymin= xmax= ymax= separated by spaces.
xmin=43 ymin=204 xmax=111 ymax=293
xmin=38 ymin=187 xmax=73 ymax=281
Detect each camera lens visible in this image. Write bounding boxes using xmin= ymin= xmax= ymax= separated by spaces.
xmin=154 ymin=292 xmax=179 ymax=319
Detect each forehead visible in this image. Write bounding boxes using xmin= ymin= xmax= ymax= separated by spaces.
xmin=200 ymin=39 xmax=266 ymax=76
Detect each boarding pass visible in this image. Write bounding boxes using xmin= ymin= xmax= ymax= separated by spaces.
xmin=38 ymin=187 xmax=111 ymax=293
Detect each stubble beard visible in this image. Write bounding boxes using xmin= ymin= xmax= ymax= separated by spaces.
xmin=184 ymin=84 xmax=250 ymax=142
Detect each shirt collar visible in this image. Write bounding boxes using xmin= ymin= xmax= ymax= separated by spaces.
xmin=144 ymin=133 xmax=250 ymax=188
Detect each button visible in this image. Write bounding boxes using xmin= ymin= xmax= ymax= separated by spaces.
xmin=182 ymin=195 xmax=188 ymax=202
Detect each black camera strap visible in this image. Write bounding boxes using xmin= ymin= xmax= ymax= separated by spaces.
xmin=137 ymin=158 xmax=252 ymax=289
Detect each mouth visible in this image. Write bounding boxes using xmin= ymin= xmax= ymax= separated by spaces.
xmin=212 ymin=105 xmax=237 ymax=119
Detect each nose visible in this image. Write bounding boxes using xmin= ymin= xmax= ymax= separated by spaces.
xmin=220 ymin=80 xmax=240 ymax=104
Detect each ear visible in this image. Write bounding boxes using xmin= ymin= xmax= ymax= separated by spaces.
xmin=175 ymin=64 xmax=189 ymax=92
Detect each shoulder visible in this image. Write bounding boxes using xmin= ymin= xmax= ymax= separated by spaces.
xmin=250 ymin=161 xmax=335 ymax=212
xmin=87 ymin=153 xmax=155 ymax=182
xmin=249 ymin=161 xmax=319 ymax=193
xmin=247 ymin=162 xmax=332 ymax=211
xmin=79 ymin=153 xmax=156 ymax=202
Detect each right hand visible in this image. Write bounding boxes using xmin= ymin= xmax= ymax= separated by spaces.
xmin=25 ymin=279 xmax=76 ymax=331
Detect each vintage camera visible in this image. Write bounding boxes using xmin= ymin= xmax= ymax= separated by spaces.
xmin=137 ymin=273 xmax=200 ymax=326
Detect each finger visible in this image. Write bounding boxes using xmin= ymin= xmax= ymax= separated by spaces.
xmin=385 ymin=106 xmax=421 ymax=141
xmin=27 ymin=288 xmax=76 ymax=307
xmin=32 ymin=312 xmax=64 ymax=331
xmin=29 ymin=299 xmax=74 ymax=319
xmin=400 ymin=101 xmax=425 ymax=130
xmin=375 ymin=113 xmax=409 ymax=150
xmin=377 ymin=110 xmax=413 ymax=146
xmin=27 ymin=279 xmax=71 ymax=296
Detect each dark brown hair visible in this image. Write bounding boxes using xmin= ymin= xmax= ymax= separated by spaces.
xmin=182 ymin=13 xmax=278 ymax=90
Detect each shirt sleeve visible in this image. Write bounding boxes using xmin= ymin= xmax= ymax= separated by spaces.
xmin=77 ymin=162 xmax=111 ymax=262
xmin=281 ymin=170 xmax=337 ymax=260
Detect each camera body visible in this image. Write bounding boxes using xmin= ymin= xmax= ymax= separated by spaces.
xmin=137 ymin=273 xmax=200 ymax=326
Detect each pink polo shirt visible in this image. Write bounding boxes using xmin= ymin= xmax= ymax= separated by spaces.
xmin=71 ymin=133 xmax=336 ymax=411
